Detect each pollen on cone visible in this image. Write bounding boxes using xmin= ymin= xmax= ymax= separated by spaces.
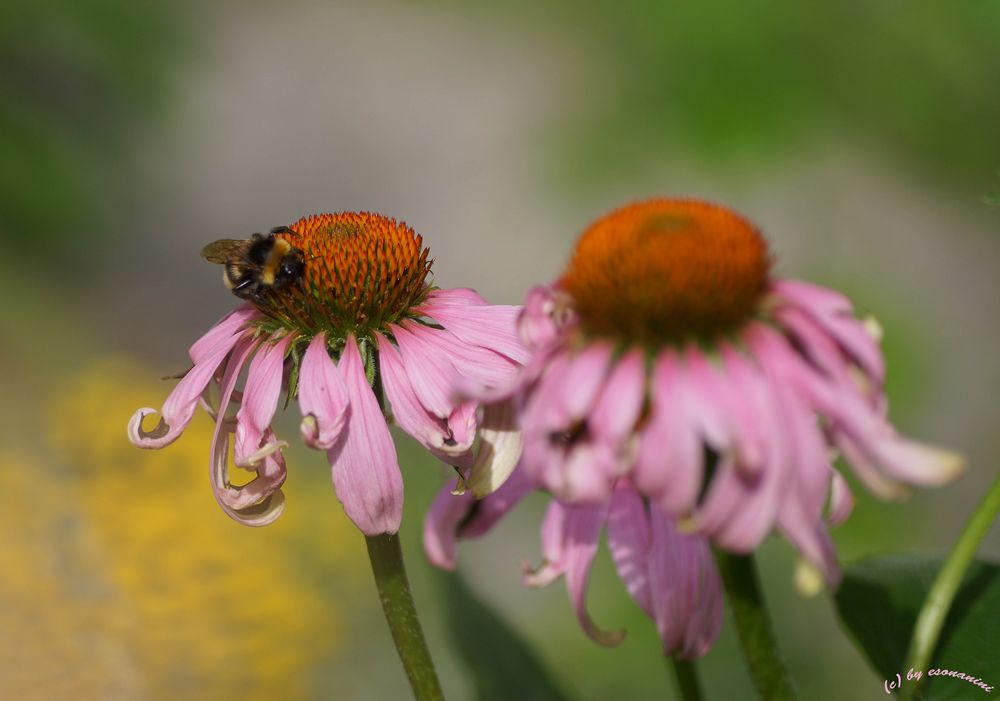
xmin=270 ymin=212 xmax=432 ymax=335
xmin=559 ymin=198 xmax=770 ymax=345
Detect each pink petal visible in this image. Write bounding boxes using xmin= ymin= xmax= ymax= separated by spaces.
xmin=634 ymin=351 xmax=703 ymax=515
xmin=590 ymin=349 xmax=646 ymax=446
xmin=188 ymin=305 xmax=260 ymax=364
xmin=459 ymin=466 xmax=536 ymax=539
xmin=773 ymin=278 xmax=884 ymax=385
xmin=423 ymin=467 xmax=537 ymax=570
xmin=234 ymin=334 xmax=292 ymax=465
xmin=418 ymin=299 xmax=529 ymax=364
xmin=524 ymin=500 xmax=624 ymax=646
xmin=298 ymin=333 xmax=350 ymax=450
xmin=649 ymin=506 xmax=723 ymax=658
xmin=400 ymin=320 xmax=520 ymax=392
xmin=391 ymin=323 xmax=461 ymax=418
xmin=129 ymin=323 xmax=251 ymax=449
xmin=606 ymin=484 xmax=654 ymax=617
xmin=423 ymin=481 xmax=476 ymax=570
xmin=328 ymin=335 xmax=403 ymax=535
xmin=423 ymin=288 xmax=488 ymax=307
xmin=560 ymin=342 xmax=613 ymax=420
xmin=772 ymin=279 xmax=852 ymax=316
xmin=519 ymin=285 xmax=574 ymax=349
xmin=378 ymin=334 xmax=467 ymax=461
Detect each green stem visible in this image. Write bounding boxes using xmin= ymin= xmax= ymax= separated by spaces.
xmin=366 ymin=533 xmax=445 ymax=701
xmin=670 ymin=657 xmax=706 ymax=701
xmin=901 ymin=471 xmax=1000 ymax=700
xmin=714 ymin=551 xmax=796 ymax=700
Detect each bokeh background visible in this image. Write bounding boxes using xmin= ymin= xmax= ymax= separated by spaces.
xmin=2 ymin=1 xmax=998 ymax=699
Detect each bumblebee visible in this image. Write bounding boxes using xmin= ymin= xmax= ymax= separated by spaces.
xmin=201 ymin=226 xmax=305 ymax=300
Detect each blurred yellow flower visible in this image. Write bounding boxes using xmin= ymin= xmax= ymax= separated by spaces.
xmin=0 ymin=357 xmax=362 ymax=700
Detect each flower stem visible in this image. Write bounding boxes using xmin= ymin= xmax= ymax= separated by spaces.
xmin=714 ymin=551 xmax=796 ymax=700
xmin=669 ymin=658 xmax=706 ymax=701
xmin=365 ymin=532 xmax=445 ymax=701
xmin=901 ymin=470 xmax=1000 ymax=700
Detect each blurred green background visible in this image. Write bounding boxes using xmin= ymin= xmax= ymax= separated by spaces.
xmin=1 ymin=1 xmax=998 ymax=698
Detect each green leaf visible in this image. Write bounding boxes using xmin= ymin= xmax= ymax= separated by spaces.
xmin=435 ymin=571 xmax=575 ymax=701
xmin=834 ymin=555 xmax=1000 ymax=700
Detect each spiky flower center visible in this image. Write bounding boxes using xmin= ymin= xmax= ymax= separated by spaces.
xmin=259 ymin=212 xmax=432 ymax=338
xmin=559 ymin=198 xmax=770 ymax=346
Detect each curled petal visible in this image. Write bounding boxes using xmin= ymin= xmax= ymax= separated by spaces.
xmin=519 ymin=285 xmax=574 ymax=349
xmin=524 ymin=500 xmax=623 ymax=646
xmin=298 ymin=333 xmax=349 ymax=450
xmin=208 ymin=336 xmax=285 ymax=526
xmin=466 ymin=399 xmax=524 ymax=497
xmin=234 ymin=335 xmax=292 ymax=465
xmin=129 ymin=323 xmax=251 ymax=449
xmin=328 ymin=335 xmax=403 ymax=535
xmin=211 ymin=424 xmax=286 ymax=527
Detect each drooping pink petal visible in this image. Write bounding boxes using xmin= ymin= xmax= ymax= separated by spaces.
xmin=423 ymin=468 xmax=536 ymax=569
xmin=749 ymin=323 xmax=963 ymax=492
xmin=648 ymin=506 xmax=722 ymax=658
xmin=465 ymin=399 xmax=524 ymax=497
xmin=524 ymin=500 xmax=624 ymax=646
xmin=606 ymin=484 xmax=654 ymax=617
xmin=422 ymin=287 xmax=488 ymax=307
xmin=418 ymin=298 xmax=529 ymax=364
xmin=589 ymin=349 xmax=646 ymax=449
xmin=773 ymin=279 xmax=884 ymax=385
xmin=298 ymin=333 xmax=350 ymax=450
xmin=234 ymin=334 xmax=292 ymax=465
xmin=188 ymin=305 xmax=260 ymax=364
xmin=327 ymin=335 xmax=403 ymax=535
xmin=771 ymin=279 xmax=853 ymax=317
xmin=378 ymin=334 xmax=470 ymax=463
xmin=400 ymin=320 xmax=520 ymax=392
xmin=391 ymin=323 xmax=461 ymax=418
xmin=129 ymin=323 xmax=252 ymax=449
xmin=458 ymin=466 xmax=536 ymax=539
xmin=634 ymin=350 xmax=703 ymax=515
xmin=560 ymin=342 xmax=613 ymax=420
xmin=423 ymin=482 xmax=476 ymax=570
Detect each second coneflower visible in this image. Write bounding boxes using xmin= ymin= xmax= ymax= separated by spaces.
xmin=129 ymin=211 xmax=525 ymax=535
xmin=426 ymin=197 xmax=963 ymax=662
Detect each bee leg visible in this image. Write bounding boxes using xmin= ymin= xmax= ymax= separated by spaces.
xmin=270 ymin=225 xmax=298 ymax=237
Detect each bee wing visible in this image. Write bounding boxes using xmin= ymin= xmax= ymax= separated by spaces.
xmin=201 ymin=239 xmax=251 ymax=263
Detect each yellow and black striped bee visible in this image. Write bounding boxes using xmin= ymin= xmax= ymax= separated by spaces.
xmin=200 ymin=226 xmax=305 ymax=300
